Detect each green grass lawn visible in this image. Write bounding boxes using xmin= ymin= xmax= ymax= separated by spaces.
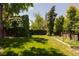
xmin=0 ymin=35 xmax=77 ymax=56
xmin=64 ymin=39 xmax=79 ymax=46
xmin=55 ymin=36 xmax=79 ymax=46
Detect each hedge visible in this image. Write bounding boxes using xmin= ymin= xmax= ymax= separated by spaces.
xmin=5 ymin=27 xmax=29 ymax=37
xmin=29 ymin=30 xmax=47 ymax=35
xmin=5 ymin=27 xmax=47 ymax=37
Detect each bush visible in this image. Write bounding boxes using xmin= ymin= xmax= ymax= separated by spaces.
xmin=5 ymin=27 xmax=47 ymax=37
xmin=29 ymin=30 xmax=47 ymax=35
xmin=5 ymin=27 xmax=30 ymax=37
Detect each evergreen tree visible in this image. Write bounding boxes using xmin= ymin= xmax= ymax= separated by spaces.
xmin=47 ymin=6 xmax=57 ymax=36
xmin=54 ymin=16 xmax=64 ymax=36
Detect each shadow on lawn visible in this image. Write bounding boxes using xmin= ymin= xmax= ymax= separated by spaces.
xmin=22 ymin=47 xmax=66 ymax=56
xmin=32 ymin=37 xmax=48 ymax=44
xmin=3 ymin=51 xmax=18 ymax=56
xmin=2 ymin=47 xmax=66 ymax=56
xmin=0 ymin=37 xmax=31 ymax=48
xmin=0 ymin=37 xmax=48 ymax=48
xmin=0 ymin=37 xmax=65 ymax=56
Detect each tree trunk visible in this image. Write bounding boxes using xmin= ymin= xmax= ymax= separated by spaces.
xmin=78 ymin=33 xmax=79 ymax=41
xmin=69 ymin=32 xmax=72 ymax=40
xmin=0 ymin=4 xmax=4 ymax=38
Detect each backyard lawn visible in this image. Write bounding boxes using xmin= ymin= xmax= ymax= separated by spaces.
xmin=54 ymin=36 xmax=79 ymax=46
xmin=0 ymin=35 xmax=77 ymax=56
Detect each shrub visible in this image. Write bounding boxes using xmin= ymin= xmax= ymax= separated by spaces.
xmin=5 ymin=27 xmax=47 ymax=37
xmin=29 ymin=30 xmax=47 ymax=35
xmin=5 ymin=27 xmax=30 ymax=37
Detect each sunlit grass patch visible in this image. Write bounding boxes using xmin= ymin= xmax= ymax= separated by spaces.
xmin=0 ymin=35 xmax=77 ymax=56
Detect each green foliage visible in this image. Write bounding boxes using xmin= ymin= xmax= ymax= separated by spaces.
xmin=5 ymin=27 xmax=29 ymax=37
xmin=3 ymin=3 xmax=33 ymax=16
xmin=47 ymin=6 xmax=57 ymax=36
xmin=66 ymin=6 xmax=79 ymax=34
xmin=66 ymin=6 xmax=77 ymax=32
xmin=29 ymin=30 xmax=47 ymax=35
xmin=67 ymin=6 xmax=76 ymax=19
xmin=12 ymin=21 xmax=18 ymax=28
xmin=63 ymin=18 xmax=70 ymax=32
xmin=31 ymin=13 xmax=47 ymax=30
xmin=71 ymin=9 xmax=79 ymax=34
xmin=22 ymin=15 xmax=29 ymax=37
xmin=54 ymin=16 xmax=64 ymax=35
xmin=2 ymin=3 xmax=33 ymax=29
xmin=4 ymin=15 xmax=30 ymax=37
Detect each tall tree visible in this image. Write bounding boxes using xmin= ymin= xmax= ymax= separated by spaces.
xmin=54 ymin=16 xmax=64 ymax=36
xmin=47 ymin=6 xmax=57 ymax=36
xmin=66 ymin=6 xmax=77 ymax=40
xmin=22 ymin=15 xmax=29 ymax=37
xmin=72 ymin=9 xmax=79 ymax=41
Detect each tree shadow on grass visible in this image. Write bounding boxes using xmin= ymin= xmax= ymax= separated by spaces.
xmin=0 ymin=37 xmax=65 ymax=56
xmin=22 ymin=47 xmax=66 ymax=56
xmin=32 ymin=37 xmax=48 ymax=44
xmin=0 ymin=37 xmax=32 ymax=48
xmin=3 ymin=51 xmax=18 ymax=56
xmin=2 ymin=47 xmax=66 ymax=56
xmin=0 ymin=36 xmax=48 ymax=49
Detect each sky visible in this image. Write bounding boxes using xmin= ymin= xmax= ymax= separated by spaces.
xmin=19 ymin=3 xmax=79 ymax=21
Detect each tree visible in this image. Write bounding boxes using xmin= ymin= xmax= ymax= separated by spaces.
xmin=3 ymin=3 xmax=33 ymax=16
xmin=31 ymin=13 xmax=47 ymax=30
xmin=72 ymin=10 xmax=79 ymax=41
xmin=2 ymin=3 xmax=33 ymax=27
xmin=47 ymin=6 xmax=57 ymax=36
xmin=66 ymin=6 xmax=77 ymax=40
xmin=54 ymin=16 xmax=64 ymax=36
xmin=22 ymin=15 xmax=29 ymax=37
xmin=0 ymin=3 xmax=33 ymax=37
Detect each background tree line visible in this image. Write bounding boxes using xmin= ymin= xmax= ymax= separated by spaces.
xmin=1 ymin=3 xmax=79 ymax=39
xmin=31 ymin=5 xmax=79 ymax=40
